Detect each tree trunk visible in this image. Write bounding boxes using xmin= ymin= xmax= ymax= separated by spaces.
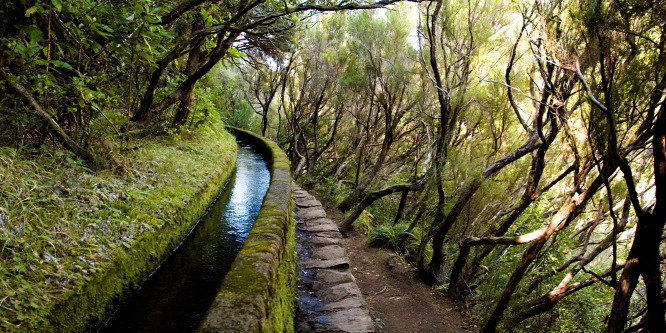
xmin=172 ymin=17 xmax=203 ymax=127
xmin=448 ymin=200 xmax=532 ymax=297
xmin=173 ymin=88 xmax=195 ymax=127
xmin=160 ymin=0 xmax=207 ymax=26
xmin=134 ymin=30 xmax=239 ymax=124
xmin=393 ymin=190 xmax=409 ymax=225
xmin=448 ymin=146 xmax=575 ymax=296
xmin=509 ymin=263 xmax=627 ymax=325
xmin=606 ymin=108 xmax=666 ymax=333
xmin=509 ymin=204 xmax=631 ymax=324
xmin=338 ymin=120 xmax=392 ymax=211
xmin=340 ymin=178 xmax=426 ymax=230
xmin=261 ymin=108 xmax=268 ymax=136
xmin=422 ymin=131 xmax=542 ymax=281
xmin=427 ymin=178 xmax=482 ymax=278
xmin=133 ymin=64 xmax=167 ymax=123
xmin=482 ymin=161 xmax=613 ymax=332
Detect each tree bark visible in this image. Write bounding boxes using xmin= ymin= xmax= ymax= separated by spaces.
xmin=172 ymin=17 xmax=203 ymax=127
xmin=422 ymin=131 xmax=542 ymax=281
xmin=392 ymin=190 xmax=409 ymax=225
xmin=448 ymin=155 xmax=575 ymax=296
xmin=606 ymin=108 xmax=666 ymax=333
xmin=509 ymin=202 xmax=632 ymax=324
xmin=340 ymin=178 xmax=427 ymax=230
xmin=509 ymin=263 xmax=628 ymax=325
xmin=337 ymin=107 xmax=393 ymax=212
xmin=160 ymin=0 xmax=208 ymax=26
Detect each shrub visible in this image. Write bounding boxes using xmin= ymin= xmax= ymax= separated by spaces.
xmin=367 ymin=223 xmax=418 ymax=253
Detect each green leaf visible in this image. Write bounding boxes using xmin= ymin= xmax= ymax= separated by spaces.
xmin=15 ymin=25 xmax=43 ymax=43
xmin=25 ymin=6 xmax=38 ymax=17
xmin=51 ymin=0 xmax=63 ymax=12
xmin=30 ymin=28 xmax=44 ymax=44
xmin=227 ymin=47 xmax=246 ymax=59
xmin=99 ymin=24 xmax=114 ymax=33
xmin=50 ymin=60 xmax=73 ymax=70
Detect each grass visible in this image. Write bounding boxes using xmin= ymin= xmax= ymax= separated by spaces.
xmin=0 ymin=120 xmax=237 ymax=331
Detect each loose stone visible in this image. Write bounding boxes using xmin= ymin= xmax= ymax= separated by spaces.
xmin=296 ymin=199 xmax=322 ymax=208
xmin=296 ymin=208 xmax=327 ymax=221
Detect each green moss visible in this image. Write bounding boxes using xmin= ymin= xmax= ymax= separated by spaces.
xmin=39 ymin=158 xmax=236 ymax=332
xmin=266 ymin=216 xmax=296 ymax=332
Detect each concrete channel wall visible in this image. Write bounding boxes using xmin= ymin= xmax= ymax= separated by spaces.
xmin=199 ymin=128 xmax=296 ymax=333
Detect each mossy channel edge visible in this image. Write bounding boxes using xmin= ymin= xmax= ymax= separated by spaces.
xmin=198 ymin=127 xmax=296 ymax=333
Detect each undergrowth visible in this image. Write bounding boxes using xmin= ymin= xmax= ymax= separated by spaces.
xmin=367 ymin=223 xmax=419 ymax=253
xmin=0 ymin=120 xmax=236 ymax=330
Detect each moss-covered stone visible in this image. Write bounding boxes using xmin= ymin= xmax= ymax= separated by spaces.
xmin=198 ymin=128 xmax=295 ymax=333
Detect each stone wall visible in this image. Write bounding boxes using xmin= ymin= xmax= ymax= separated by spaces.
xmin=199 ymin=128 xmax=296 ymax=333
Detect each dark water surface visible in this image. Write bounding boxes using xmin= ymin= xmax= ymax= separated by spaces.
xmin=99 ymin=142 xmax=270 ymax=333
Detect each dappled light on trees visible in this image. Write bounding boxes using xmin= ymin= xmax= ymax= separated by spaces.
xmin=241 ymin=1 xmax=665 ymax=332
xmin=2 ymin=0 xmax=665 ymax=332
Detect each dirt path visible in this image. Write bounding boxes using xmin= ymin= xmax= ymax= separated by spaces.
xmin=319 ymin=198 xmax=479 ymax=333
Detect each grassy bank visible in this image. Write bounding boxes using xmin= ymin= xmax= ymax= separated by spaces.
xmin=0 ymin=122 xmax=237 ymax=331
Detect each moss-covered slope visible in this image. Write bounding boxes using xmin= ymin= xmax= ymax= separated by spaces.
xmin=0 ymin=123 xmax=237 ymax=332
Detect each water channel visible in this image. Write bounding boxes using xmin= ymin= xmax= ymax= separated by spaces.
xmin=99 ymin=141 xmax=270 ymax=332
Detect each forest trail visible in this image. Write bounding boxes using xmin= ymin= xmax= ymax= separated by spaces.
xmin=302 ymin=187 xmax=478 ymax=333
xmin=341 ymin=230 xmax=479 ymax=333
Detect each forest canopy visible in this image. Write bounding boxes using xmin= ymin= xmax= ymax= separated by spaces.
xmin=1 ymin=0 xmax=665 ymax=332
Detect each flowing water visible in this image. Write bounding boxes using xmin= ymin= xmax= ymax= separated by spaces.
xmin=99 ymin=142 xmax=270 ymax=332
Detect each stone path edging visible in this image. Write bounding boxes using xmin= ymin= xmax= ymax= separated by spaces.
xmin=293 ymin=183 xmax=374 ymax=333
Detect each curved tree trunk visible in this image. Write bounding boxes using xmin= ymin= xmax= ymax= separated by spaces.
xmin=447 ymin=156 xmax=575 ymax=297
xmin=338 ymin=115 xmax=391 ymax=211
xmin=392 ymin=190 xmax=409 ymax=225
xmin=339 ymin=177 xmax=427 ymax=230
xmin=133 ymin=23 xmax=241 ymax=124
xmin=172 ymin=17 xmax=203 ymax=127
xmin=606 ymin=108 xmax=666 ymax=333
xmin=509 ymin=263 xmax=628 ymax=326
xmin=508 ymin=201 xmax=632 ymax=325
xmin=420 ymin=131 xmax=542 ymax=282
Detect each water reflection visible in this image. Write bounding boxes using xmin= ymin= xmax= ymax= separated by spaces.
xmin=99 ymin=142 xmax=270 ymax=333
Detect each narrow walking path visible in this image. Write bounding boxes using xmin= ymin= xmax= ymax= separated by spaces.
xmin=310 ymin=191 xmax=478 ymax=333
xmin=293 ymin=183 xmax=375 ymax=333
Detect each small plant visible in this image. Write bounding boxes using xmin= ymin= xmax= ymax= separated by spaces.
xmin=367 ymin=223 xmax=417 ymax=252
xmin=373 ymin=317 xmax=385 ymax=330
